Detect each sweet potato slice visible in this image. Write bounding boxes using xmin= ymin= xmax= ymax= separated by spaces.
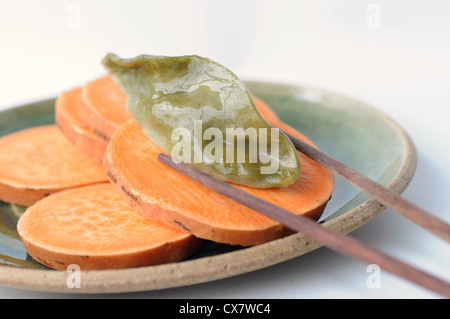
xmin=55 ymin=87 xmax=107 ymax=162
xmin=0 ymin=125 xmax=108 ymax=206
xmin=80 ymin=75 xmax=130 ymax=141
xmin=17 ymin=183 xmax=202 ymax=270
xmin=80 ymin=75 xmax=280 ymax=142
xmin=104 ymin=119 xmax=334 ymax=246
xmin=252 ymin=95 xmax=280 ymax=123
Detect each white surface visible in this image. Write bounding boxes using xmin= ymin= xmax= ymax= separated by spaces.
xmin=0 ymin=0 xmax=449 ymax=299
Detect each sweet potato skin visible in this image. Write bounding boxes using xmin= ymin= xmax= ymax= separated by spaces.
xmin=0 ymin=183 xmax=64 ymax=207
xmin=55 ymin=87 xmax=107 ymax=163
xmin=80 ymin=75 xmax=130 ymax=141
xmin=20 ymin=236 xmax=202 ymax=270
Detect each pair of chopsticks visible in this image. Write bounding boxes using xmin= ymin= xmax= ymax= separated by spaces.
xmin=157 ymin=133 xmax=450 ymax=298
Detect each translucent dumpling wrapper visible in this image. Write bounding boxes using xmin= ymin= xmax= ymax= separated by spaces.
xmin=102 ymin=53 xmax=300 ymax=188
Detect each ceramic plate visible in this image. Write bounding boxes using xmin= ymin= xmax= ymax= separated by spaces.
xmin=0 ymin=81 xmax=417 ymax=293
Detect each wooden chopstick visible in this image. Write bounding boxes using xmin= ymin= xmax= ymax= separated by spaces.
xmin=157 ymin=153 xmax=450 ymax=298
xmin=282 ymin=131 xmax=450 ymax=244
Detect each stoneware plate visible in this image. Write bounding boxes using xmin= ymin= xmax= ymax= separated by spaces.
xmin=0 ymin=81 xmax=417 ymax=293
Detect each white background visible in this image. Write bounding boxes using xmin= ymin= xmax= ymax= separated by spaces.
xmin=0 ymin=0 xmax=449 ymax=299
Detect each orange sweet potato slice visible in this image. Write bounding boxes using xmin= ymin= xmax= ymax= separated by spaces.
xmin=17 ymin=183 xmax=202 ymax=270
xmin=55 ymin=87 xmax=107 ymax=162
xmin=103 ymin=119 xmax=334 ymax=246
xmin=0 ymin=125 xmax=108 ymax=206
xmin=80 ymin=75 xmax=130 ymax=141
xmin=252 ymin=95 xmax=280 ymax=123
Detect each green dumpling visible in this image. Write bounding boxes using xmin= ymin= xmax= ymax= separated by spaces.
xmin=102 ymin=53 xmax=300 ymax=188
